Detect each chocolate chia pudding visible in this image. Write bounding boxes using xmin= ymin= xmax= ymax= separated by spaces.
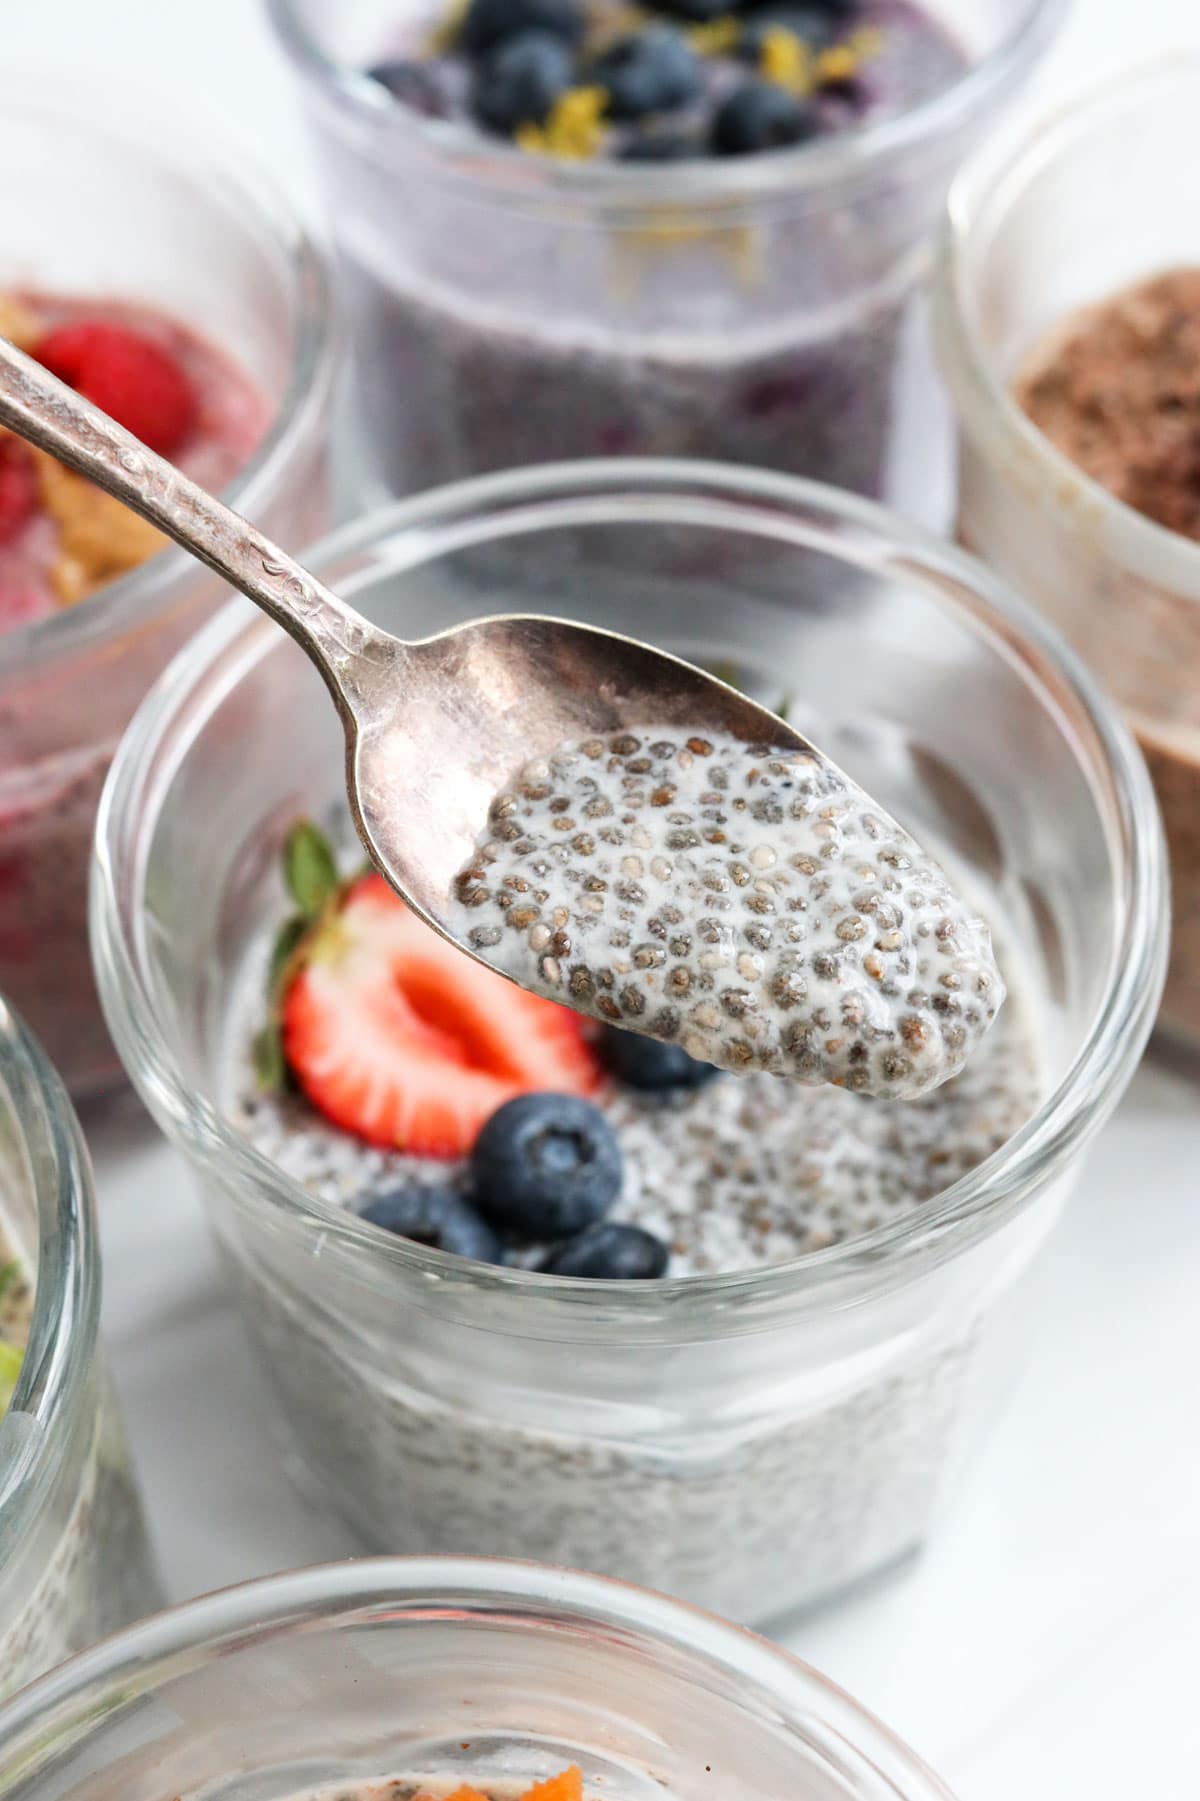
xmin=0 ymin=1213 xmax=160 ymax=1700
xmin=0 ymin=291 xmax=270 ymax=1094
xmin=1015 ymin=269 xmax=1200 ymax=1048
xmin=449 ymin=727 xmax=1004 ymax=1095
xmin=266 ymin=0 xmax=1052 ymax=508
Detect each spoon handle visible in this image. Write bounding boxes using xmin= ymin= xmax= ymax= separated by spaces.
xmin=0 ymin=332 xmax=375 ymax=690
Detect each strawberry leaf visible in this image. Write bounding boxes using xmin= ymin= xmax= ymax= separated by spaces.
xmin=0 ymin=1340 xmax=23 ymax=1415
xmin=776 ymin=692 xmax=793 ymax=722
xmin=252 ymin=1022 xmax=287 ymax=1092
xmin=267 ymin=914 xmax=309 ymax=1004
xmin=283 ymin=821 xmax=339 ymax=920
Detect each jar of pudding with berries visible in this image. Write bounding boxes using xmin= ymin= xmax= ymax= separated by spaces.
xmin=0 ymin=85 xmax=335 ymax=1098
xmin=93 ymin=463 xmax=1165 ymax=1625
xmin=267 ymin=0 xmax=1062 ymax=515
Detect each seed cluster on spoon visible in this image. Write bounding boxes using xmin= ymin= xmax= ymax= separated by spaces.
xmin=450 ymin=727 xmax=1006 ymax=1099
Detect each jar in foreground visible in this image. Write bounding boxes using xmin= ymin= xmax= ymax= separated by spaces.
xmin=0 ymin=83 xmax=335 ymax=1100
xmin=934 ymin=57 xmax=1200 ymax=1052
xmin=0 ymin=1556 xmax=955 ymax=1801
xmin=266 ymin=0 xmax=1061 ymax=512
xmin=93 ymin=462 xmax=1164 ymax=1624
xmin=0 ymin=997 xmax=160 ymax=1701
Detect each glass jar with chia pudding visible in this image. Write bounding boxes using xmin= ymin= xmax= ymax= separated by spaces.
xmin=0 ymin=997 xmax=161 ymax=1702
xmin=92 ymin=462 xmax=1164 ymax=1626
xmin=934 ymin=56 xmax=1200 ymax=1058
xmin=0 ymin=84 xmax=336 ymax=1100
xmin=264 ymin=0 xmax=1061 ymax=512
xmin=0 ymin=1556 xmax=957 ymax=1801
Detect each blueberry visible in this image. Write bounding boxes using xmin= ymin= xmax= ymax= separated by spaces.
xmin=745 ymin=0 xmax=856 ymax=13
xmin=543 ymin=1222 xmax=670 ymax=1279
xmin=597 ymin=1025 xmax=721 ymax=1091
xmin=652 ymin=0 xmax=739 ymax=22
xmin=471 ymin=31 xmax=574 ymax=134
xmin=711 ymin=80 xmax=818 ymax=154
xmin=619 ymin=131 xmax=700 ymax=160
xmin=462 ymin=0 xmax=584 ymax=55
xmin=472 ymin=1093 xmax=622 ymax=1237
xmin=364 ymin=59 xmax=448 ymax=116
xmin=591 ymin=29 xmax=701 ymax=120
xmin=359 ymin=1186 xmax=504 ymax=1264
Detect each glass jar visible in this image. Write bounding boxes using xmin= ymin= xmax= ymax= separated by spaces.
xmin=0 ymin=84 xmax=336 ymax=1099
xmin=933 ymin=57 xmax=1200 ymax=1054
xmin=92 ymin=462 xmax=1165 ymax=1625
xmin=0 ymin=997 xmax=161 ymax=1701
xmin=265 ymin=0 xmax=1062 ymax=513
xmin=0 ymin=1556 xmax=954 ymax=1800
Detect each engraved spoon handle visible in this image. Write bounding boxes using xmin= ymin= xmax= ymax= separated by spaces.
xmin=0 ymin=333 xmax=376 ymax=693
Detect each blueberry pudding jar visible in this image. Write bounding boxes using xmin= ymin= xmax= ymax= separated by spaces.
xmin=0 ymin=1558 xmax=957 ymax=1801
xmin=0 ymin=1000 xmax=160 ymax=1700
xmin=92 ymin=463 xmax=1164 ymax=1624
xmin=265 ymin=0 xmax=1061 ymax=510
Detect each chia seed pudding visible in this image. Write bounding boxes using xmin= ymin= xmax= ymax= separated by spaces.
xmin=449 ymin=727 xmax=1004 ymax=1096
xmin=331 ymin=0 xmax=961 ymax=499
xmin=94 ymin=469 xmax=1156 ymax=1629
xmin=287 ymin=1772 xmax=585 ymax=1801
xmin=219 ymin=790 xmax=1042 ymax=1610
xmin=270 ymin=0 xmax=1058 ymax=507
xmin=0 ymin=1214 xmax=160 ymax=1700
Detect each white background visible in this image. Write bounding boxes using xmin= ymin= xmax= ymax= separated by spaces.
xmin=7 ymin=1 xmax=1200 ymax=1796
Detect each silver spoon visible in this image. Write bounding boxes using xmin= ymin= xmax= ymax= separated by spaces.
xmin=0 ymin=337 xmax=810 ymax=946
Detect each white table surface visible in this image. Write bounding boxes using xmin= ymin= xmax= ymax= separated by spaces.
xmin=9 ymin=1 xmax=1200 ymax=1796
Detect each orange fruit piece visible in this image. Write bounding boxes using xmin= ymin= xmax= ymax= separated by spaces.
xmin=520 ymin=1770 xmax=584 ymax=1801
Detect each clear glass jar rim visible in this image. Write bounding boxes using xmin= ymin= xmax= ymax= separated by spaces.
xmin=0 ymin=1000 xmax=97 ymax=1547
xmin=93 ymin=460 xmax=1167 ymax=1328
xmin=935 ymin=52 xmax=1200 ymax=604
xmin=265 ymin=0 xmax=1067 ymax=209
xmin=0 ymin=73 xmax=336 ymax=676
xmin=0 ymin=1553 xmax=954 ymax=1798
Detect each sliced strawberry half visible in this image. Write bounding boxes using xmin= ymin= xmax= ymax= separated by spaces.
xmin=281 ymin=873 xmax=599 ymax=1157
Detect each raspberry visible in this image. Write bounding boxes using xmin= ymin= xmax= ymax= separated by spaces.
xmin=34 ymin=321 xmax=197 ymax=456
xmin=0 ymin=439 xmax=40 ymax=546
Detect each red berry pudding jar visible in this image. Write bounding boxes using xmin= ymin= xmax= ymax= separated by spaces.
xmin=265 ymin=0 xmax=1062 ymax=513
xmin=92 ymin=464 xmax=1165 ymax=1626
xmin=0 ymin=1557 xmax=957 ymax=1801
xmin=0 ymin=86 xmax=335 ymax=1099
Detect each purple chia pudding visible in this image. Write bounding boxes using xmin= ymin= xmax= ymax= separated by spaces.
xmin=269 ymin=0 xmax=1060 ymax=506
